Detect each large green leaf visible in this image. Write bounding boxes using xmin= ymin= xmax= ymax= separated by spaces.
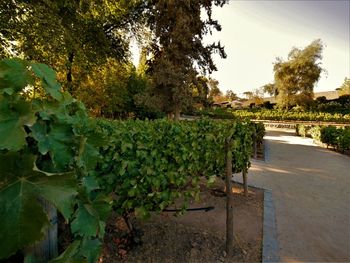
xmin=71 ymin=202 xmax=100 ymax=238
xmin=31 ymin=63 xmax=63 ymax=101
xmin=0 ymin=99 xmax=36 ymax=151
xmin=80 ymin=238 xmax=102 ymax=263
xmin=71 ymin=198 xmax=110 ymax=239
xmin=0 ymin=58 xmax=33 ymax=95
xmin=30 ymin=121 xmax=76 ymax=170
xmin=49 ymin=241 xmax=83 ymax=263
xmin=0 ymin=153 xmax=77 ymax=259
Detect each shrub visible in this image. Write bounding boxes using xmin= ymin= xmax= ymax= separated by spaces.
xmin=320 ymin=126 xmax=341 ymax=148
xmin=337 ymin=128 xmax=350 ymax=152
xmin=310 ymin=126 xmax=321 ymax=142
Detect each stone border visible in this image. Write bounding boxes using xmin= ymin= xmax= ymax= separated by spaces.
xmin=262 ymin=189 xmax=280 ymax=263
xmin=233 ymin=181 xmax=280 ymax=263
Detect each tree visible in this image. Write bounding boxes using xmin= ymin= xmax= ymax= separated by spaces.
xmin=243 ymin=91 xmax=253 ymax=99
xmin=274 ymin=39 xmax=324 ymax=109
xmin=226 ymin=90 xmax=238 ymax=101
xmin=243 ymin=89 xmax=264 ymax=106
xmin=0 ymin=0 xmax=145 ymax=93
xmin=208 ymin=78 xmax=223 ymax=101
xmin=143 ymin=0 xmax=228 ymax=120
xmin=191 ymin=76 xmax=210 ymax=108
xmin=337 ymin=77 xmax=350 ymax=96
xmin=262 ymin=83 xmax=277 ymax=97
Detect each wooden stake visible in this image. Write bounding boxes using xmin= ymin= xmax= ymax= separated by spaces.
xmin=26 ymin=199 xmax=58 ymax=262
xmin=225 ymin=139 xmax=234 ymax=257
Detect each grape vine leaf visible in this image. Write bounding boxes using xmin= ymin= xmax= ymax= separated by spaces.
xmin=0 ymin=153 xmax=77 ymax=259
xmin=49 ymin=241 xmax=83 ymax=263
xmin=71 ymin=199 xmax=110 ymax=239
xmin=0 ymin=58 xmax=33 ymax=95
xmin=0 ymin=100 xmax=36 ymax=151
xmin=31 ymin=63 xmax=63 ymax=101
xmin=30 ymin=121 xmax=76 ymax=170
xmin=71 ymin=202 xmax=100 ymax=238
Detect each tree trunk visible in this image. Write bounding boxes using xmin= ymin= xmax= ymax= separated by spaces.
xmin=174 ymin=106 xmax=181 ymax=121
xmin=167 ymin=112 xmax=174 ymax=120
xmin=243 ymin=169 xmax=248 ymax=197
xmin=225 ymin=139 xmax=234 ymax=257
xmin=25 ymin=199 xmax=58 ymax=262
xmin=253 ymin=140 xmax=257 ymax=159
xmin=66 ymin=52 xmax=74 ymax=94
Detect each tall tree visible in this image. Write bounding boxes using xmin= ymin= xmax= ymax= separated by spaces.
xmin=143 ymin=0 xmax=228 ymax=120
xmin=243 ymin=91 xmax=253 ymax=100
xmin=226 ymin=90 xmax=238 ymax=101
xmin=262 ymin=83 xmax=277 ymax=97
xmin=191 ymin=76 xmax=211 ymax=107
xmin=208 ymin=78 xmax=222 ymax=101
xmin=273 ymin=39 xmax=324 ymax=109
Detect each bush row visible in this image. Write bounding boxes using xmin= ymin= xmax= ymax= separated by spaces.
xmin=94 ymin=119 xmax=257 ymax=218
xmin=194 ymin=108 xmax=350 ymax=123
xmin=296 ymin=124 xmax=350 ymax=152
xmin=232 ymin=109 xmax=350 ymax=123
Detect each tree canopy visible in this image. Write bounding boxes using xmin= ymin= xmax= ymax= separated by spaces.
xmin=337 ymin=77 xmax=350 ymax=96
xmin=273 ymin=39 xmax=324 ymax=109
xmin=140 ymin=0 xmax=228 ymax=119
xmin=1 ymin=0 xmax=228 ymax=119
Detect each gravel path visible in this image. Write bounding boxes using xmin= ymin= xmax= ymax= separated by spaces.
xmin=237 ymin=129 xmax=350 ymax=262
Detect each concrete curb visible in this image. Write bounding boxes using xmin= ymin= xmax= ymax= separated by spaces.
xmin=262 ymin=189 xmax=280 ymax=263
xmin=233 ymin=181 xmax=280 ymax=263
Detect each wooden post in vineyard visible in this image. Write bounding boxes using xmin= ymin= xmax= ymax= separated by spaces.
xmin=225 ymin=138 xmax=234 ymax=257
xmin=253 ymin=130 xmax=258 ymax=159
xmin=26 ymin=199 xmax=58 ymax=262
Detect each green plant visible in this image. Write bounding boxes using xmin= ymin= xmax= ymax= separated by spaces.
xmin=337 ymin=128 xmax=350 ymax=152
xmin=229 ymin=109 xmax=350 ymax=123
xmin=320 ymin=126 xmax=340 ymax=149
xmin=310 ymin=126 xmax=321 ymax=142
xmin=94 ymin=118 xmax=254 ymax=217
xmin=0 ymin=58 xmax=109 ymax=262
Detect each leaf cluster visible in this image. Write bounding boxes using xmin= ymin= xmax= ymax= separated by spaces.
xmin=296 ymin=124 xmax=350 ymax=153
xmin=94 ymin=118 xmax=254 ymax=218
xmin=0 ymin=58 xmax=110 ymax=262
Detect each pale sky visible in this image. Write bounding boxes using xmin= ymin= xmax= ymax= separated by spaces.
xmin=205 ymin=0 xmax=350 ymax=96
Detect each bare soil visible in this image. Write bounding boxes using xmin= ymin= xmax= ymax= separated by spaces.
xmin=101 ymin=181 xmax=264 ymax=263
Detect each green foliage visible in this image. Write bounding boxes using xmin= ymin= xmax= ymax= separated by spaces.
xmin=254 ymin=122 xmax=265 ymax=145
xmin=337 ymin=128 xmax=350 ymax=152
xmin=296 ymin=124 xmax=308 ymax=137
xmin=337 ymin=77 xmax=350 ymax=96
xmin=0 ymin=58 xmax=108 ymax=261
xmin=313 ymin=94 xmax=350 ymax=114
xmin=143 ymin=0 xmax=228 ymax=118
xmin=320 ymin=126 xmax=339 ymax=148
xmin=0 ymin=153 xmax=76 ymax=259
xmin=310 ymin=126 xmax=321 ymax=142
xmin=273 ymin=40 xmax=324 ymax=109
xmin=94 ymin=118 xmax=254 ymax=217
xmin=319 ymin=126 xmax=350 ymax=152
xmin=295 ymin=124 xmax=350 ymax=152
xmin=229 ymin=109 xmax=350 ymax=123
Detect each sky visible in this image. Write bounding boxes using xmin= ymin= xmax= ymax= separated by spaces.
xmin=204 ymin=0 xmax=350 ymax=96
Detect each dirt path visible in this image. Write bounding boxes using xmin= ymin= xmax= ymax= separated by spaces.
xmin=236 ymin=129 xmax=350 ymax=262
